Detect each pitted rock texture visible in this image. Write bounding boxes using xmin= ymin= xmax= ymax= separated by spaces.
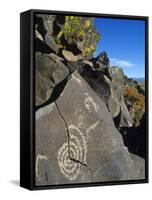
xmin=35 ymin=14 xmax=146 ymax=186
xmin=35 ymin=52 xmax=69 ymax=106
xmin=36 ymin=72 xmax=144 ymax=185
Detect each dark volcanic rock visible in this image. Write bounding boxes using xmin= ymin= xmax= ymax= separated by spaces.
xmin=108 ymin=66 xmax=125 ymax=85
xmin=130 ymin=153 xmax=145 ymax=179
xmin=120 ymin=97 xmax=133 ymax=128
xmin=36 ymin=69 xmax=55 ymax=106
xmin=104 ymin=70 xmax=133 ymax=128
xmin=37 ymin=14 xmax=56 ymax=34
xmin=104 ymin=75 xmax=122 ymax=117
xmin=35 ymin=52 xmax=69 ymax=106
xmin=36 ymin=72 xmax=142 ymax=185
xmin=34 ymin=13 xmax=146 ymax=186
xmin=45 ymin=34 xmax=58 ymax=53
xmin=120 ymin=114 xmax=146 ymax=158
xmin=80 ymin=67 xmax=111 ymax=104
xmin=35 ymin=14 xmax=62 ymax=53
xmin=94 ymin=51 xmax=109 ymax=71
xmin=62 ymin=50 xmax=82 ymax=62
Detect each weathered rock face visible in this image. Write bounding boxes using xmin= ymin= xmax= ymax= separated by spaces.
xmin=103 ymin=68 xmax=133 ymax=128
xmin=94 ymin=51 xmax=109 ymax=71
xmin=62 ymin=50 xmax=82 ymax=62
xmin=35 ymin=52 xmax=69 ymax=106
xmin=35 ymin=14 xmax=64 ymax=53
xmin=63 ymin=56 xmax=133 ymax=130
xmin=80 ymin=67 xmax=111 ymax=104
xmin=36 ymin=72 xmax=143 ymax=185
xmin=130 ymin=153 xmax=145 ymax=179
xmin=34 ymin=13 xmax=134 ymax=128
xmin=34 ymin=13 xmax=146 ymax=187
xmin=120 ymin=113 xmax=146 ymax=158
xmin=35 ymin=14 xmax=100 ymax=58
xmin=108 ymin=66 xmax=125 ymax=85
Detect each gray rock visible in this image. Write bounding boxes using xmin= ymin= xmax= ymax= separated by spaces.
xmin=120 ymin=97 xmax=133 ymax=127
xmin=108 ymin=66 xmax=125 ymax=85
xmin=130 ymin=153 xmax=145 ymax=179
xmin=107 ymin=67 xmax=136 ymax=127
xmin=48 ymin=53 xmax=64 ymax=63
xmin=82 ymin=60 xmax=94 ymax=68
xmin=36 ymin=69 xmax=54 ymax=106
xmin=81 ymin=69 xmax=111 ymax=105
xmin=62 ymin=50 xmax=82 ymax=62
xmin=67 ymin=60 xmax=89 ymax=74
xmin=104 ymin=75 xmax=122 ymax=118
xmin=104 ymin=74 xmax=133 ymax=127
xmin=108 ymin=95 xmax=121 ymax=118
xmin=35 ymin=29 xmax=44 ymax=42
xmin=36 ymin=154 xmax=55 ymax=186
xmin=94 ymin=51 xmax=109 ymax=71
xmin=35 ymin=52 xmax=69 ymax=106
xmin=52 ymin=63 xmax=69 ymax=85
xmin=36 ymin=14 xmax=62 ymax=52
xmin=36 ymin=103 xmax=55 ymax=120
xmin=45 ymin=34 xmax=58 ymax=53
xmin=35 ymin=72 xmax=141 ymax=186
xmin=37 ymin=14 xmax=56 ymax=34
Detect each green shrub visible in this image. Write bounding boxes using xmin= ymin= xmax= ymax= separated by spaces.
xmin=57 ymin=16 xmax=100 ymax=57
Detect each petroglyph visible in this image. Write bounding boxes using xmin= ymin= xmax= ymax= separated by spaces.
xmin=84 ymin=93 xmax=98 ymax=112
xmin=36 ymin=154 xmax=48 ymax=181
xmin=57 ymin=125 xmax=87 ymax=180
xmin=72 ymin=73 xmax=82 ymax=85
xmin=86 ymin=121 xmax=101 ymax=134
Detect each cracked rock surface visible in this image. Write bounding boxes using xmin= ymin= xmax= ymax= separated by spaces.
xmin=36 ymin=72 xmax=144 ymax=185
xmin=35 ymin=14 xmax=146 ymax=186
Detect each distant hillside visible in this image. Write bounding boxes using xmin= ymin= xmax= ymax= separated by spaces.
xmin=132 ymin=77 xmax=145 ymax=83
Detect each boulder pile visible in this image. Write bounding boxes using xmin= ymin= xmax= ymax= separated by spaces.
xmin=35 ymin=14 xmax=145 ymax=185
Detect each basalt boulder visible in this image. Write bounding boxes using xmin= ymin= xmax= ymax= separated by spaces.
xmin=93 ymin=51 xmax=109 ymax=71
xmin=35 ymin=52 xmax=69 ymax=106
xmin=35 ymin=72 xmax=142 ymax=186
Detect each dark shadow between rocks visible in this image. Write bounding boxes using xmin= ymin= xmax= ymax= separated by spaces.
xmin=35 ymin=16 xmax=47 ymax=39
xmin=35 ymin=38 xmax=54 ymax=54
xmin=120 ymin=114 xmax=146 ymax=158
xmin=36 ymin=76 xmax=69 ymax=111
xmin=113 ymin=112 xmax=121 ymax=129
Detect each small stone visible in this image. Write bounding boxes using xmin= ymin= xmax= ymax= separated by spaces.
xmin=62 ymin=50 xmax=82 ymax=62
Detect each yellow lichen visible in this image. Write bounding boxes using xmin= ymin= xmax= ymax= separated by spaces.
xmin=123 ymin=86 xmax=145 ymax=126
xmin=56 ymin=16 xmax=100 ymax=57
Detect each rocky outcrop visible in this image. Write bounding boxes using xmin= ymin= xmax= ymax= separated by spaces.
xmin=35 ymin=52 xmax=69 ymax=106
xmin=93 ymin=51 xmax=110 ymax=71
xmin=35 ymin=14 xmax=146 ymax=186
xmin=120 ymin=114 xmax=146 ymax=158
xmin=62 ymin=50 xmax=82 ymax=62
xmin=36 ymin=72 xmax=143 ymax=185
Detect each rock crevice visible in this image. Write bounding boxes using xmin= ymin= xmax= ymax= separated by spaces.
xmin=35 ymin=14 xmax=146 ymax=185
xmin=55 ymin=101 xmax=93 ymax=176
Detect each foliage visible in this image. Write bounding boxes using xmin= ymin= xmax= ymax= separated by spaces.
xmin=56 ymin=16 xmax=100 ymax=57
xmin=123 ymin=86 xmax=145 ymax=126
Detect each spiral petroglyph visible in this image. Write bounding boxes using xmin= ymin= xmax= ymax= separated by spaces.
xmin=57 ymin=125 xmax=87 ymax=180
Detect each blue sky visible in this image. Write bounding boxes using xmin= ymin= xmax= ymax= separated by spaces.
xmin=94 ymin=18 xmax=145 ymax=78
